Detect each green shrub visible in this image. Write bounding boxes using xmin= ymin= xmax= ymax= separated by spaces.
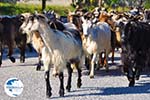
xmin=1 ymin=2 xmax=148 ymax=16
xmin=145 ymin=0 xmax=150 ymax=8
xmin=0 ymin=3 xmax=40 ymax=15
xmin=0 ymin=2 xmax=74 ymax=16
xmin=46 ymin=5 xmax=74 ymax=16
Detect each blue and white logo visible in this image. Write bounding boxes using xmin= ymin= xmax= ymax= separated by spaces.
xmin=4 ymin=78 xmax=24 ymax=97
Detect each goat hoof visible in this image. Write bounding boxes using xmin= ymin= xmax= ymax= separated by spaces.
xmin=59 ymin=89 xmax=64 ymax=97
xmin=95 ymin=66 xmax=100 ymax=71
xmin=129 ymin=80 xmax=135 ymax=87
xmin=77 ymin=83 xmax=82 ymax=88
xmin=105 ymin=69 xmax=109 ymax=72
xmin=20 ymin=60 xmax=25 ymax=63
xmin=36 ymin=65 xmax=41 ymax=71
xmin=46 ymin=92 xmax=52 ymax=98
xmin=9 ymin=57 xmax=16 ymax=63
xmin=66 ymin=86 xmax=71 ymax=92
xmin=106 ymin=70 xmax=109 ymax=73
xmin=20 ymin=57 xmax=25 ymax=63
xmin=135 ymin=77 xmax=139 ymax=80
xmin=135 ymin=76 xmax=140 ymax=80
xmin=90 ymin=75 xmax=94 ymax=79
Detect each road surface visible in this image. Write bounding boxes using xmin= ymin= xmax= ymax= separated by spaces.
xmin=0 ymin=49 xmax=150 ymax=100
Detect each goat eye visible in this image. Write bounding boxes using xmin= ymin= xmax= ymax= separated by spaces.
xmin=20 ymin=16 xmax=25 ymax=22
xmin=29 ymin=16 xmax=34 ymax=21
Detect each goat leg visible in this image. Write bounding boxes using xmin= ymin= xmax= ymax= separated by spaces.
xmin=66 ymin=62 xmax=72 ymax=92
xmin=45 ymin=71 xmax=52 ymax=98
xmin=59 ymin=72 xmax=64 ymax=97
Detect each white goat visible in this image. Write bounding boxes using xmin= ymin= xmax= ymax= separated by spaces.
xmin=20 ymin=13 xmax=45 ymax=70
xmin=20 ymin=14 xmax=83 ymax=97
xmin=81 ymin=17 xmax=112 ymax=78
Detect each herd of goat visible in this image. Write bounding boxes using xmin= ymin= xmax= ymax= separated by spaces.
xmin=0 ymin=7 xmax=150 ymax=97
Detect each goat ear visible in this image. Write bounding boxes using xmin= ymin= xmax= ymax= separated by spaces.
xmin=51 ymin=10 xmax=54 ymax=14
xmin=68 ymin=9 xmax=75 ymax=16
xmin=42 ymin=10 xmax=47 ymax=14
xmin=68 ymin=9 xmax=71 ymax=15
xmin=34 ymin=10 xmax=38 ymax=14
xmin=48 ymin=10 xmax=51 ymax=13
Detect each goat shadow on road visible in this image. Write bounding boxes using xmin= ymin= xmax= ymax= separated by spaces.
xmin=99 ymin=81 xmax=150 ymax=95
xmin=82 ymin=54 xmax=150 ymax=77
xmin=1 ymin=48 xmax=38 ymax=68
xmin=51 ymin=82 xmax=150 ymax=99
xmin=82 ymin=62 xmax=124 ymax=77
xmin=2 ymin=48 xmax=38 ymax=60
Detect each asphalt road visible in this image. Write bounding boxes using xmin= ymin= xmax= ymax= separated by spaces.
xmin=0 ymin=49 xmax=150 ymax=100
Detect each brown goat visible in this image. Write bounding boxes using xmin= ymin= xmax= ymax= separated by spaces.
xmin=0 ymin=15 xmax=27 ymax=66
